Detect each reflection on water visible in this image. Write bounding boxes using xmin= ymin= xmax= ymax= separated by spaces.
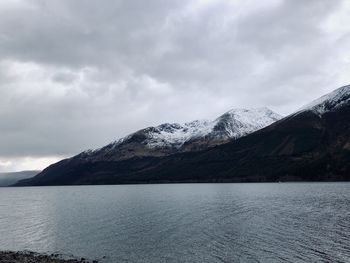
xmin=0 ymin=183 xmax=349 ymax=262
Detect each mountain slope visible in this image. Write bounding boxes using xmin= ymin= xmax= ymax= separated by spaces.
xmin=15 ymin=107 xmax=281 ymax=186
xmin=15 ymin=85 xmax=350 ymax=186
xmin=128 ymin=85 xmax=350 ymax=183
xmin=298 ymin=85 xmax=350 ymax=115
xmin=72 ymin=107 xmax=281 ymax=162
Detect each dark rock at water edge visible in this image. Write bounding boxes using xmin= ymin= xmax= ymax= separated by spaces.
xmin=0 ymin=251 xmax=98 ymax=263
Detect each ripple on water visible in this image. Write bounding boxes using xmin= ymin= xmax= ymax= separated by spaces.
xmin=0 ymin=183 xmax=349 ymax=262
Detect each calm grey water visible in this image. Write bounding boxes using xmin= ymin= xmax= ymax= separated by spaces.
xmin=0 ymin=183 xmax=349 ymax=262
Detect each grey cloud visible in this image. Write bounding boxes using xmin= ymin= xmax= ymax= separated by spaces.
xmin=0 ymin=0 xmax=349 ymax=163
xmin=52 ymin=71 xmax=78 ymax=84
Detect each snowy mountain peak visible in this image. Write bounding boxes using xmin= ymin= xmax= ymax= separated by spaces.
xmin=141 ymin=107 xmax=282 ymax=149
xmin=300 ymin=85 xmax=350 ymax=115
xmin=78 ymin=107 xmax=282 ymax=161
xmin=212 ymin=107 xmax=282 ymax=139
xmin=218 ymin=107 xmax=281 ymax=124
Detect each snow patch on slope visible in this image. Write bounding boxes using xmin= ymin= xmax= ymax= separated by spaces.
xmin=80 ymin=107 xmax=282 ymax=160
xmin=213 ymin=107 xmax=282 ymax=139
xmin=140 ymin=107 xmax=281 ymax=149
xmin=299 ymin=85 xmax=350 ymax=115
xmin=145 ymin=121 xmax=212 ymax=149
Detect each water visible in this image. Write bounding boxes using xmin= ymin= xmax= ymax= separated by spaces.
xmin=0 ymin=183 xmax=349 ymax=262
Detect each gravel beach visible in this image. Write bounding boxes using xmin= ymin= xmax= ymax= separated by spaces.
xmin=0 ymin=251 xmax=98 ymax=263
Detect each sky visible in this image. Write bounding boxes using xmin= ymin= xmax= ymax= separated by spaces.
xmin=0 ymin=0 xmax=349 ymax=172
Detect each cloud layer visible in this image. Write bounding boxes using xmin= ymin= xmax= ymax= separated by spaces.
xmin=0 ymin=0 xmax=349 ymax=170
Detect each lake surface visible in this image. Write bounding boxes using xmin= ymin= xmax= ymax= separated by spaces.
xmin=0 ymin=183 xmax=349 ymax=262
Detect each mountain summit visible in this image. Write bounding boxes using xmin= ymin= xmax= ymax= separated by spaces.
xmin=299 ymin=84 xmax=350 ymax=115
xmin=77 ymin=107 xmax=281 ymax=162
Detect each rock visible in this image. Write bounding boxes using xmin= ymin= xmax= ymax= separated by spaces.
xmin=0 ymin=251 xmax=95 ymax=263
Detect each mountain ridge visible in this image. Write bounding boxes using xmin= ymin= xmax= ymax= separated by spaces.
xmin=75 ymin=107 xmax=282 ymax=162
xmin=298 ymin=84 xmax=350 ymax=115
xmin=15 ymin=85 xmax=350 ymax=186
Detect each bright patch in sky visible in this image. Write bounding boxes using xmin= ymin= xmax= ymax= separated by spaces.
xmin=0 ymin=157 xmax=62 ymax=172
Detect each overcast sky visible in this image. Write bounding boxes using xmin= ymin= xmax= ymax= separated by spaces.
xmin=0 ymin=0 xmax=349 ymax=172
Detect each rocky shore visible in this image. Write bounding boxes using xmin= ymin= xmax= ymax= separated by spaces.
xmin=0 ymin=251 xmax=98 ymax=263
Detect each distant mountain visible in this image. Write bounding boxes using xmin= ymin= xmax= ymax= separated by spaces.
xmin=16 ymin=85 xmax=350 ymax=186
xmin=0 ymin=171 xmax=40 ymax=186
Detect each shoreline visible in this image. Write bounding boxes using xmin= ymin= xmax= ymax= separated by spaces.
xmin=0 ymin=251 xmax=98 ymax=263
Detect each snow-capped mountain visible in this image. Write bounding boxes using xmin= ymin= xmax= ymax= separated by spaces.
xmin=299 ymin=85 xmax=350 ymax=115
xmin=78 ymin=107 xmax=282 ymax=161
xmin=15 ymin=84 xmax=350 ymax=186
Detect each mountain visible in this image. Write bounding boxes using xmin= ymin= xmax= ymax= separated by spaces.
xmin=0 ymin=171 xmax=40 ymax=186
xmin=298 ymin=84 xmax=350 ymax=115
xmin=15 ymin=85 xmax=350 ymax=186
xmin=66 ymin=107 xmax=281 ymax=161
xmin=15 ymin=108 xmax=281 ymax=186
